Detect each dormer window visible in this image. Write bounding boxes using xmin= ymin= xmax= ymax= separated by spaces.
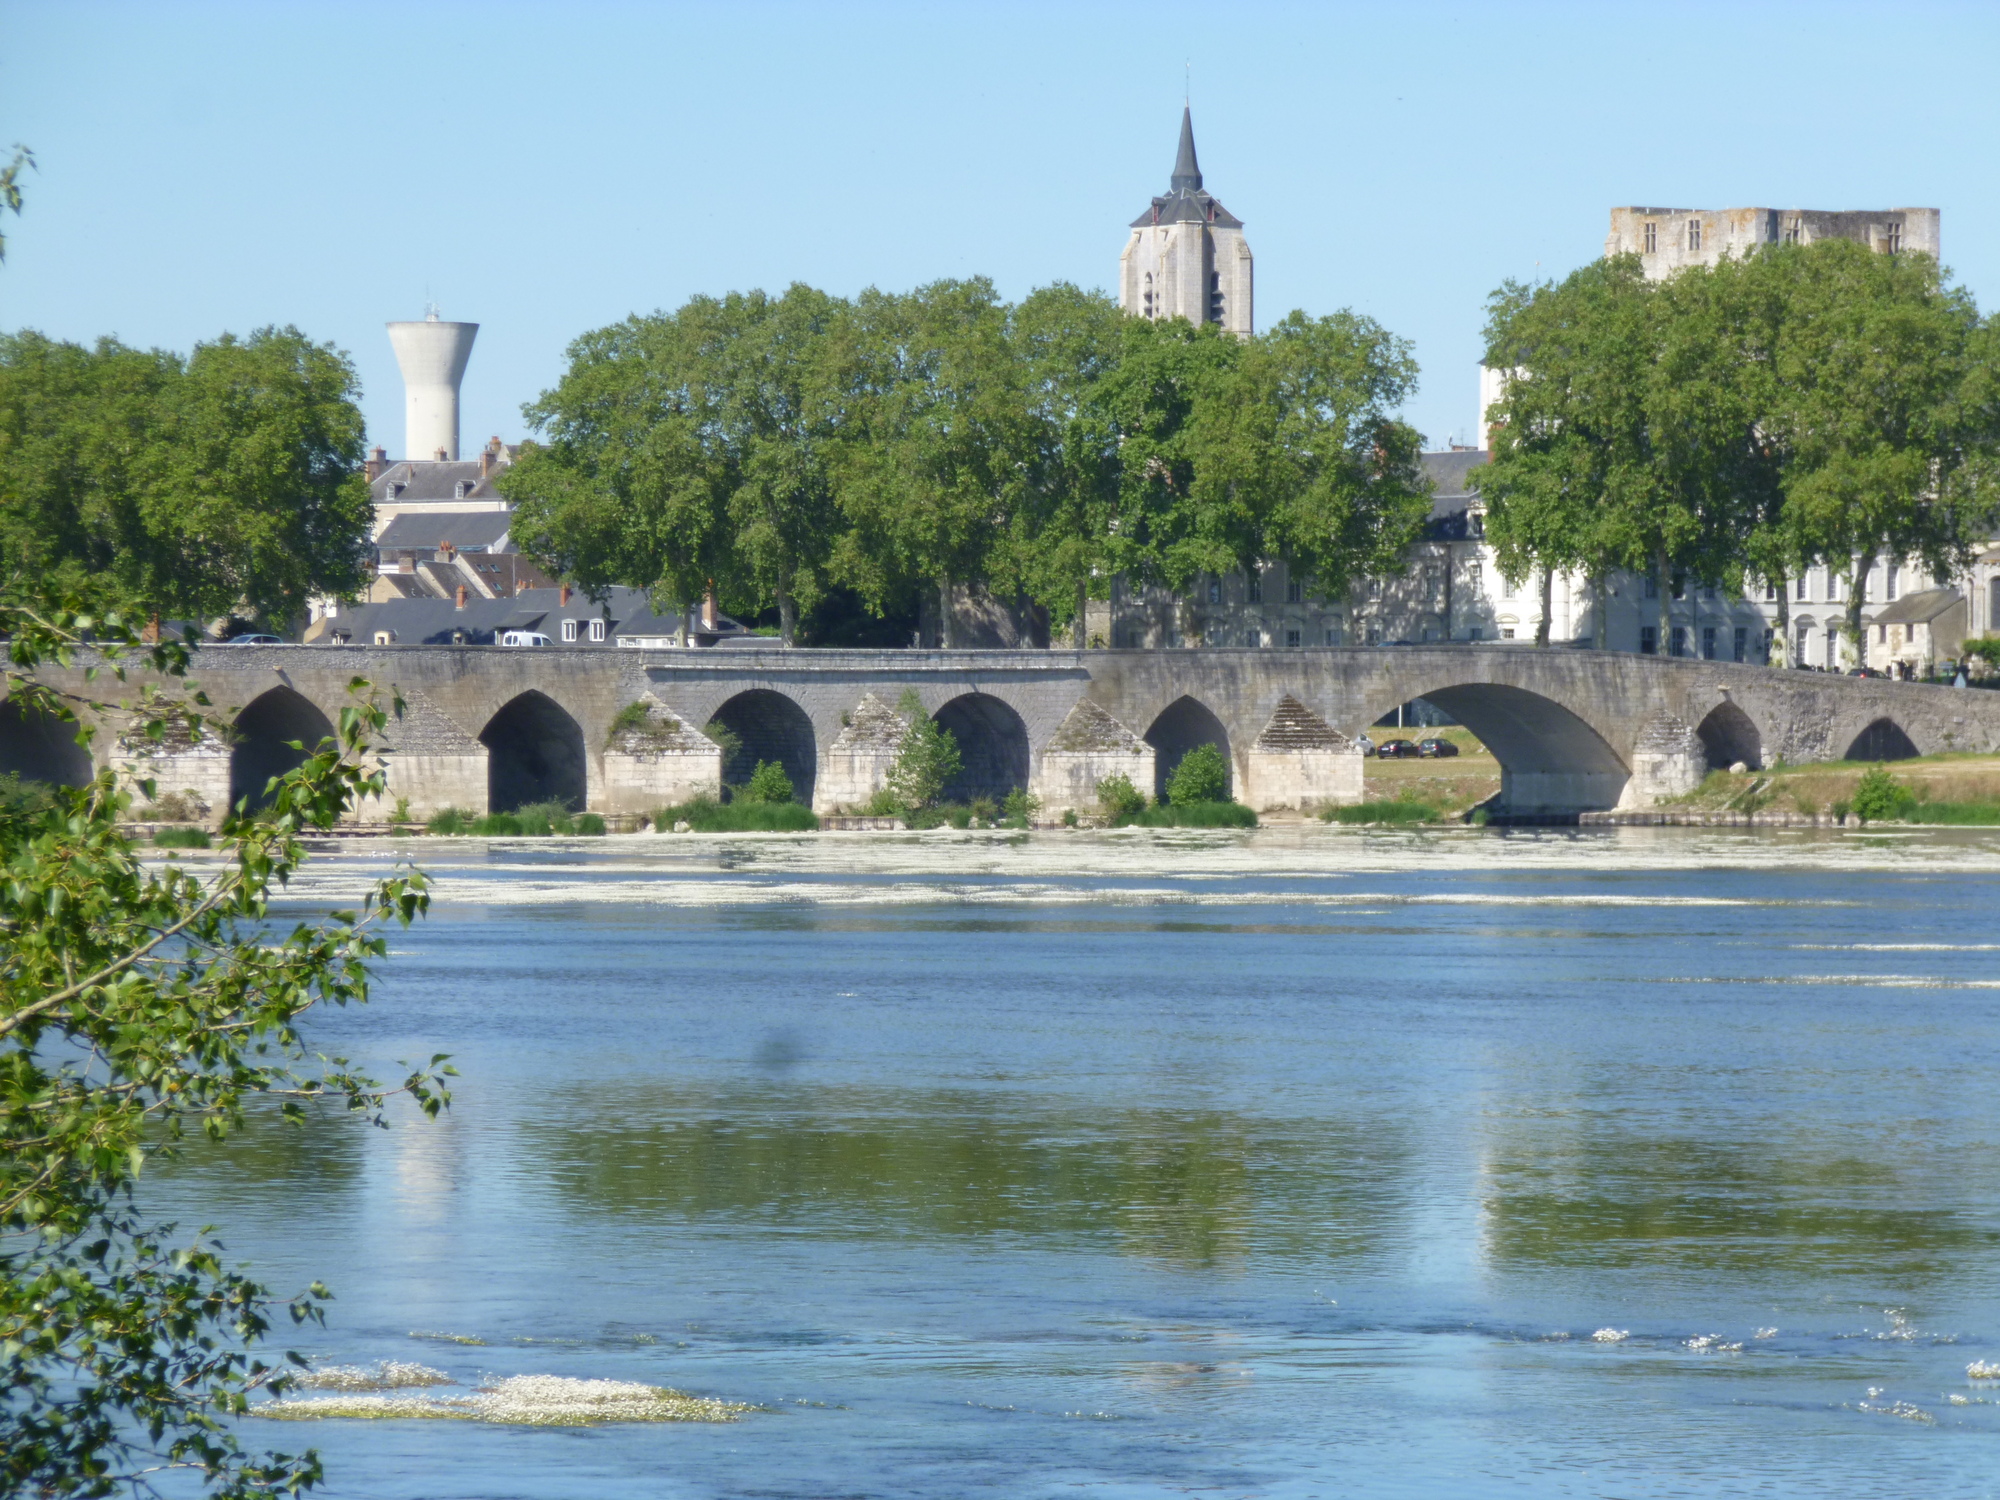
xmin=454 ymin=480 xmax=470 ymax=499
xmin=561 ymin=618 xmax=579 ymax=643
xmin=588 ymin=618 xmax=606 ymax=642
xmin=386 ymin=481 xmax=403 ymax=499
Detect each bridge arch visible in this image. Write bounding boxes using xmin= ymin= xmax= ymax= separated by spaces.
xmin=1144 ymin=696 xmax=1231 ymax=802
xmin=1361 ymin=680 xmax=1627 ymax=817
xmin=709 ymin=689 xmax=816 ymax=805
xmin=0 ymin=697 xmax=93 ymax=789
xmin=1845 ymin=717 xmax=1919 ymax=763
xmin=481 ymin=691 xmax=587 ymax=811
xmin=231 ymin=687 xmax=335 ymax=811
xmin=1695 ymin=700 xmax=1762 ymax=771
xmin=934 ymin=692 xmax=1029 ymax=805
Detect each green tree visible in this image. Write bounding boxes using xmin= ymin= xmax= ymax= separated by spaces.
xmin=0 ymin=594 xmax=446 ymax=1497
xmin=833 ymin=279 xmax=1035 ymax=646
xmin=1166 ymin=742 xmax=1230 ymax=805
xmin=739 ymin=759 xmax=795 ymax=804
xmin=885 ymin=689 xmax=962 ymax=808
xmin=0 ymin=328 xmax=371 ymax=627
xmin=0 ymin=143 xmax=32 ymax=262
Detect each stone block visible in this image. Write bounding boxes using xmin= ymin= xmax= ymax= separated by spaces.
xmin=600 ymin=694 xmax=722 ymax=814
xmin=1241 ymin=694 xmax=1362 ymax=811
xmin=1030 ymin=699 xmax=1153 ymax=815
xmin=110 ymin=721 xmax=231 ymax=826
xmin=1620 ymin=712 xmax=1704 ymax=807
xmin=815 ymin=692 xmax=909 ymax=814
xmin=372 ymin=689 xmax=489 ymax=821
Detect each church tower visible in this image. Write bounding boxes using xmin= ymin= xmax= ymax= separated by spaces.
xmin=1119 ymin=108 xmax=1253 ymax=336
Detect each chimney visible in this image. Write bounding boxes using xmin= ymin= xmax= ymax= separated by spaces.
xmin=364 ymin=445 xmax=387 ymax=481
xmin=455 ymin=584 xmax=467 ymax=611
xmin=479 ymin=448 xmax=494 ymax=478
xmin=386 ymin=313 xmax=478 ymax=461
xmin=560 ymin=582 xmax=572 ymax=606
xmin=702 ymin=581 xmax=719 ymax=631
xmin=435 ymin=447 xmax=448 ymax=462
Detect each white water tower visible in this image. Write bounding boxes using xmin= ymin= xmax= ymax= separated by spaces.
xmin=386 ymin=309 xmax=478 ymax=461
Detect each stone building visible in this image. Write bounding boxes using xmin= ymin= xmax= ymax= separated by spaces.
xmin=1119 ymin=108 xmax=1253 ymax=336
xmin=1605 ymin=205 xmax=1940 ymax=279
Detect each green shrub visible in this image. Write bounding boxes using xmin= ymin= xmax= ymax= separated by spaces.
xmin=739 ymin=759 xmax=795 ymax=804
xmin=1849 ymin=765 xmax=1916 ymax=823
xmin=573 ymin=812 xmax=606 ymax=836
xmin=1123 ymin=800 xmax=1256 ymax=828
xmin=1001 ymin=787 xmax=1040 ymax=827
xmin=1095 ymin=772 xmax=1147 ymax=819
xmin=702 ymin=719 xmax=744 ymax=762
xmin=656 ymin=796 xmax=819 ymax=832
xmin=886 ymin=690 xmax=962 ymax=808
xmin=1062 ymin=807 xmax=1078 ymax=827
xmin=1324 ymin=799 xmax=1442 ymax=825
xmin=152 ymin=826 xmax=212 ymax=849
xmin=1167 ymin=744 xmax=1230 ymax=807
xmin=862 ymin=787 xmax=908 ymax=817
xmin=426 ymin=807 xmax=477 ymax=834
xmin=473 ymin=812 xmax=522 ymax=836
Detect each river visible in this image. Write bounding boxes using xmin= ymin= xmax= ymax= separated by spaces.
xmin=148 ymin=825 xmax=2000 ymax=1498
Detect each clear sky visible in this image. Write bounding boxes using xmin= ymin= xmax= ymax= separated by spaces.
xmin=6 ymin=0 xmax=1997 ymax=455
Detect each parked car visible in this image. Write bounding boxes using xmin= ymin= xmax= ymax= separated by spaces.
xmin=216 ymin=633 xmax=283 ymax=645
xmin=1377 ymin=738 xmax=1420 ymax=759
xmin=1846 ymin=666 xmax=1884 ymax=678
xmin=1356 ymin=734 xmax=1376 ymax=757
xmin=500 ymin=630 xmax=555 ymax=648
xmin=1417 ymin=737 xmax=1460 ymax=758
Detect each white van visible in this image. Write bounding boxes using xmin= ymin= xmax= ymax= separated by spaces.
xmin=500 ymin=630 xmax=554 ymax=648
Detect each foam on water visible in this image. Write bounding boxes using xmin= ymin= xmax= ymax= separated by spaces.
xmin=294 ymin=1361 xmax=452 ymax=1391
xmin=258 ymin=1373 xmax=754 ymax=1425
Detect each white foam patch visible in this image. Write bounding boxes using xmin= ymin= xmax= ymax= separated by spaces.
xmin=1969 ymin=1360 xmax=2000 ymax=1379
xmin=294 ymin=1361 xmax=451 ymax=1391
xmin=258 ymin=1374 xmax=753 ymax=1425
xmin=1591 ymin=1328 xmax=1628 ymax=1343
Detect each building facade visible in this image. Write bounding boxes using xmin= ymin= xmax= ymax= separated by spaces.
xmin=1119 ymin=108 xmax=1253 ymax=336
xmin=1605 ymin=205 xmax=1941 ymax=278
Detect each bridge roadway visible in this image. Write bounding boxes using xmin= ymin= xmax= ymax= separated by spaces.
xmin=8 ymin=643 xmax=1998 ymax=824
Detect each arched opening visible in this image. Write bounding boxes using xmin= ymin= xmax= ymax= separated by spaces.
xmin=1845 ymin=718 xmax=1919 ymax=763
xmin=481 ymin=691 xmax=587 ymax=812
xmin=230 ymin=688 xmax=335 ymax=811
xmin=0 ymin=697 xmax=93 ymax=789
xmin=1364 ymin=682 xmax=1627 ymax=818
xmin=1144 ymin=696 xmax=1231 ymax=802
xmin=1695 ymin=700 xmax=1762 ymax=771
xmin=934 ymin=693 xmax=1030 ymax=805
xmin=709 ymin=689 xmax=816 ymax=805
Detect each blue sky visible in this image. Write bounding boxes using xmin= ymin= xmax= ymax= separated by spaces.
xmin=6 ymin=0 xmax=1997 ymax=453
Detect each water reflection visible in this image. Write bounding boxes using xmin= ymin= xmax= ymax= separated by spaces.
xmin=521 ymin=1084 xmax=1410 ymax=1270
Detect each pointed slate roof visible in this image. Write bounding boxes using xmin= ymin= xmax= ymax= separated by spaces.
xmin=1046 ymin=698 xmax=1144 ymax=754
xmin=1131 ymin=107 xmax=1243 ymax=229
xmin=1253 ymin=695 xmax=1351 ymax=753
xmin=829 ymin=692 xmax=910 ymax=752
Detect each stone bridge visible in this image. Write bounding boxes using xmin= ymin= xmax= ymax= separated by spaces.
xmin=8 ymin=644 xmax=2000 ymax=824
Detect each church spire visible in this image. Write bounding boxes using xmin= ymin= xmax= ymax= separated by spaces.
xmin=1170 ymin=106 xmax=1202 ymax=192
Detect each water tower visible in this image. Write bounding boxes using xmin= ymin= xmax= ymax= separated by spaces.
xmin=386 ymin=310 xmax=478 ymax=461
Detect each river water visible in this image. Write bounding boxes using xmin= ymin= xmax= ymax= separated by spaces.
xmin=149 ymin=825 xmax=2000 ymax=1499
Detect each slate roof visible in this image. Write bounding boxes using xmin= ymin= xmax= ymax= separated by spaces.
xmin=376 ymin=690 xmax=483 ymax=755
xmin=1045 ymin=699 xmax=1143 ymax=753
xmin=1871 ymin=586 xmax=1962 ymax=627
xmin=1130 ymin=107 xmax=1244 ymax=229
xmin=324 ymin=585 xmax=678 ymax=647
xmin=376 ymin=510 xmax=513 ymax=552
xmin=829 ymin=693 xmax=909 ymax=751
xmin=370 ymin=458 xmax=511 ymax=506
xmin=1253 ymin=695 xmax=1350 ymax=753
xmin=1420 ymin=449 xmax=1490 ymax=540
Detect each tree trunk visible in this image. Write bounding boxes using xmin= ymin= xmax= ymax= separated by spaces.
xmin=938 ymin=577 xmax=955 ymax=649
xmin=1593 ymin=566 xmax=1612 ymax=650
xmin=1654 ymin=544 xmax=1672 ymax=655
xmin=1846 ymin=551 xmax=1873 ymax=670
xmin=1073 ymin=579 xmax=1087 ymax=650
xmin=1772 ymin=572 xmax=1789 ymax=666
xmin=776 ymin=581 xmax=797 ymax=648
xmin=1535 ymin=566 xmax=1553 ymax=646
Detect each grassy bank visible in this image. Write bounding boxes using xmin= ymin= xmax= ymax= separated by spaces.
xmin=1115 ymin=800 xmax=1257 ymax=828
xmin=654 ymin=797 xmax=819 ymax=833
xmin=427 ymin=802 xmax=606 ymax=836
xmin=1666 ymin=753 xmax=2000 ymax=823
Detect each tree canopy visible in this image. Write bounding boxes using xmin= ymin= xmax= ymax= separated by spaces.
xmin=501 ymin=284 xmax=1434 ymax=643
xmin=0 ymin=327 xmax=372 ymax=626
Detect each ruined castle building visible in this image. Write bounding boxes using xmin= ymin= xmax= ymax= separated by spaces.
xmin=1120 ymin=108 xmax=1254 ymax=336
xmin=1606 ymin=206 xmax=1941 ymax=279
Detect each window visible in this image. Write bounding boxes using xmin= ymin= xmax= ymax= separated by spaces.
xmin=1367 ymin=579 xmax=1381 ymax=601
xmin=1885 ymin=564 xmax=1898 ymax=601
xmin=1324 ymin=627 xmax=1339 ymax=646
xmin=1702 ymin=583 xmax=1716 ymax=600
xmin=1687 ymin=219 xmax=1702 ymax=252
xmin=454 ymin=480 xmax=471 ymax=499
xmin=1207 ymin=578 xmax=1221 ymax=604
xmin=1366 ymin=624 xmax=1381 ymax=645
xmin=1733 ymin=627 xmax=1747 ymax=662
xmin=1796 ymin=573 xmax=1810 ymax=602
xmin=1671 ymin=625 xmax=1688 ymax=658
xmin=588 ymin=618 xmax=606 ymax=642
xmin=1702 ymin=626 xmax=1717 ymax=660
xmin=1142 ymin=271 xmax=1154 ymax=317
xmin=1829 ymin=571 xmax=1844 ymax=602
xmin=561 ymin=618 xmax=579 ymax=643
xmin=1287 ymin=579 xmax=1302 ymax=604
xmin=1644 ymin=574 xmax=1659 ymax=599
xmin=1467 ymin=564 xmax=1482 ymax=595
xmin=1785 ymin=217 xmax=1804 ymax=245
xmin=1501 ymin=627 xmax=1516 ymax=640
xmin=1209 ymin=271 xmax=1225 ymax=324
xmin=1825 ymin=630 xmax=1838 ymax=670
xmin=1641 ymin=626 xmax=1657 ymax=655
xmin=1247 ymin=573 xmax=1262 ymax=603
xmin=386 ymin=481 xmax=403 ymax=499
xmin=1468 ymin=626 xmax=1484 ymax=641
xmin=1643 ymin=221 xmax=1657 ymax=253
xmin=1765 ymin=579 xmax=1778 ymax=602
xmin=1286 ymin=628 xmax=1301 ymax=649
xmin=1671 ymin=573 xmax=1686 ymax=600
xmin=1796 ymin=625 xmax=1810 ymax=663
xmin=1885 ymin=221 xmax=1903 ymax=254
